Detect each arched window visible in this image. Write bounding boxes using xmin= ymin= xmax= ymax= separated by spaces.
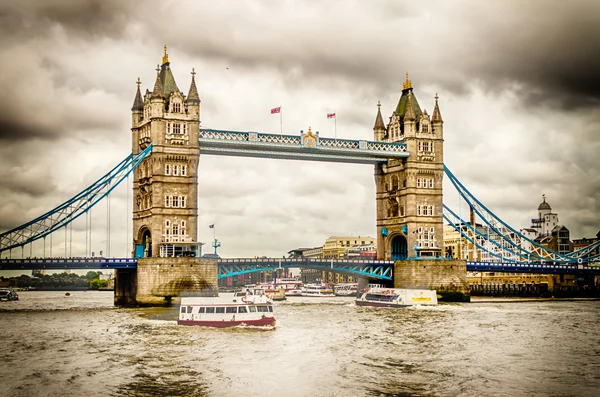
xmin=391 ymin=175 xmax=398 ymax=190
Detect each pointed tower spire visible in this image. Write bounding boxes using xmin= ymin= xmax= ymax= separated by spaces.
xmin=151 ymin=64 xmax=164 ymax=99
xmin=432 ymin=93 xmax=443 ymax=123
xmin=374 ymin=101 xmax=385 ymax=130
xmin=373 ymin=101 xmax=386 ymax=141
xmin=404 ymin=91 xmax=416 ymax=121
xmin=131 ymin=77 xmax=144 ymax=111
xmin=186 ymin=68 xmax=200 ymax=104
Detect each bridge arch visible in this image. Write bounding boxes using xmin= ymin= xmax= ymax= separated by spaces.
xmin=135 ymin=226 xmax=152 ymax=258
xmin=389 ymin=233 xmax=408 ymax=260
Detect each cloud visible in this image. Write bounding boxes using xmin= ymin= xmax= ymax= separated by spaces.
xmin=0 ymin=0 xmax=599 ymax=263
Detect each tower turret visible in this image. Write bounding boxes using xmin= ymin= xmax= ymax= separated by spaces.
xmin=373 ymin=101 xmax=385 ymax=141
xmin=131 ymin=77 xmax=144 ymax=127
xmin=431 ymin=93 xmax=443 ymax=137
xmin=186 ymin=68 xmax=201 ymax=120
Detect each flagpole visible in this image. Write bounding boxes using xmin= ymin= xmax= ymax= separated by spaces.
xmin=280 ymin=107 xmax=283 ymax=136
xmin=334 ymin=110 xmax=337 ymax=142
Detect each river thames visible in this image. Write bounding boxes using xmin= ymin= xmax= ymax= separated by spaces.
xmin=1 ymin=291 xmax=599 ymax=397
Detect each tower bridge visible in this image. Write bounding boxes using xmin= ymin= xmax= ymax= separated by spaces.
xmin=1 ymin=47 xmax=599 ymax=305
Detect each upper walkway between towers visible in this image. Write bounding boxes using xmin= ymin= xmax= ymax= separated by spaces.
xmin=198 ymin=128 xmax=408 ymax=164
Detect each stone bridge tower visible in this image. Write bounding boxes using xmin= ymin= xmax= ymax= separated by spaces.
xmin=375 ymin=74 xmax=444 ymax=260
xmin=130 ymin=46 xmax=201 ymax=258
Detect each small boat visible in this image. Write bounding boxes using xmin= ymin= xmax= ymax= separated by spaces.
xmin=334 ymin=283 xmax=358 ymax=297
xmin=0 ymin=288 xmax=19 ymax=301
xmin=355 ymin=286 xmax=437 ymax=308
xmin=178 ymin=288 xmax=275 ymax=328
xmin=301 ymin=283 xmax=335 ymax=297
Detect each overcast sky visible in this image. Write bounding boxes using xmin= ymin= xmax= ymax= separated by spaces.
xmin=1 ymin=0 xmax=599 ymax=267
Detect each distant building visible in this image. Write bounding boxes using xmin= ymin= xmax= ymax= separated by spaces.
xmin=323 ymin=236 xmax=376 ymax=259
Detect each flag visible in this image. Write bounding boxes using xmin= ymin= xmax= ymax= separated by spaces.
xmin=209 ymin=224 xmax=215 ymax=228
xmin=327 ymin=113 xmax=336 ymax=119
xmin=271 ymin=107 xmax=281 ymax=114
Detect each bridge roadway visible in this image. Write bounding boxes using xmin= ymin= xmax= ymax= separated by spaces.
xmin=1 ymin=258 xmax=599 ymax=277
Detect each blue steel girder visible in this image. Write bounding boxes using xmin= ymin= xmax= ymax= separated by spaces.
xmin=467 ymin=261 xmax=600 ymax=275
xmin=0 ymin=257 xmax=138 ymax=271
xmin=217 ymin=258 xmax=394 ymax=280
xmin=199 ymin=129 xmax=408 ymax=164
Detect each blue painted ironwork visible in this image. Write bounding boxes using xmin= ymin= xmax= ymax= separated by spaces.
xmin=2 ymin=256 xmax=599 ymax=276
xmin=443 ymin=166 xmax=600 ymax=265
xmin=467 ymin=261 xmax=600 ymax=275
xmin=199 ymin=128 xmax=408 ymax=164
xmin=217 ymin=258 xmax=394 ymax=280
xmin=0 ymin=257 xmax=138 ymax=271
xmin=0 ymin=145 xmax=152 ymax=253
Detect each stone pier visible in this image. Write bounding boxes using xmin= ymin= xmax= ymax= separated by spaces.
xmin=115 ymin=257 xmax=218 ymax=306
xmin=394 ymin=259 xmax=470 ymax=302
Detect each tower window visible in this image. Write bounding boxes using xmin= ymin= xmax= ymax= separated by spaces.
xmin=173 ymin=123 xmax=181 ymax=134
xmin=417 ymin=178 xmax=422 ymax=188
xmin=428 ymin=178 xmax=434 ymax=188
xmin=181 ymin=165 xmax=187 ymax=176
xmin=173 ymin=165 xmax=179 ymax=176
xmin=165 ymin=165 xmax=171 ymax=175
xmin=173 ymin=102 xmax=181 ymax=113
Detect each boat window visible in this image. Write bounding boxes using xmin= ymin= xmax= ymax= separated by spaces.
xmin=180 ymin=306 xmax=187 ymax=313
xmin=198 ymin=307 xmax=205 ymax=313
xmin=187 ymin=306 xmax=193 ymax=313
xmin=215 ymin=307 xmax=225 ymax=313
xmin=206 ymin=307 xmax=215 ymax=313
xmin=226 ymin=307 xmax=237 ymax=313
xmin=257 ymin=306 xmax=269 ymax=312
xmin=268 ymin=306 xmax=273 ymax=312
xmin=248 ymin=306 xmax=257 ymax=312
xmin=365 ymin=293 xmax=397 ymax=302
xmin=238 ymin=306 xmax=248 ymax=313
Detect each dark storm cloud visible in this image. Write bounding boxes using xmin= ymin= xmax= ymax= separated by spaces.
xmin=152 ymin=0 xmax=600 ymax=111
xmin=0 ymin=1 xmax=135 ymax=40
xmin=462 ymin=1 xmax=600 ymax=110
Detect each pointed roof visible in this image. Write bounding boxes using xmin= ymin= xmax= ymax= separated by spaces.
xmin=394 ymin=72 xmax=422 ymax=122
xmin=131 ymin=78 xmax=144 ymax=111
xmin=149 ymin=46 xmax=180 ymax=100
xmin=186 ymin=68 xmax=200 ymax=104
xmin=159 ymin=62 xmax=180 ymax=98
xmin=151 ymin=68 xmax=164 ymax=99
xmin=373 ymin=101 xmax=385 ymax=131
xmin=432 ymin=93 xmax=443 ymax=123
xmin=404 ymin=91 xmax=416 ymax=121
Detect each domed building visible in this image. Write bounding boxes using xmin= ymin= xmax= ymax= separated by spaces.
xmin=531 ymin=195 xmax=559 ymax=236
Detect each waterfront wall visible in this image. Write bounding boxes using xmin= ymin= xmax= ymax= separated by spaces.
xmin=394 ymin=259 xmax=470 ymax=302
xmin=115 ymin=257 xmax=218 ymax=306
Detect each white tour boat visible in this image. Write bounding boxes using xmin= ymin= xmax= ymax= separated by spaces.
xmin=178 ymin=288 xmax=276 ymax=328
xmin=355 ymin=286 xmax=438 ymax=308
xmin=301 ymin=283 xmax=335 ymax=297
xmin=334 ymin=283 xmax=358 ymax=297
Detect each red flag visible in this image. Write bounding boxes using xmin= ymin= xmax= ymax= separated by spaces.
xmin=271 ymin=107 xmax=281 ymax=114
xmin=327 ymin=113 xmax=336 ymax=119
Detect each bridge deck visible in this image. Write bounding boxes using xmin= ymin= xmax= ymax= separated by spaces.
xmin=1 ymin=258 xmax=598 ymax=276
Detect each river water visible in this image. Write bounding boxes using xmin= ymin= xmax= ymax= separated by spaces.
xmin=1 ymin=291 xmax=599 ymax=397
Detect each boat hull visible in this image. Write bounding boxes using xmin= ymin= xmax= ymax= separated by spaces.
xmin=177 ymin=316 xmax=276 ymax=328
xmin=355 ymin=300 xmax=411 ymax=308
